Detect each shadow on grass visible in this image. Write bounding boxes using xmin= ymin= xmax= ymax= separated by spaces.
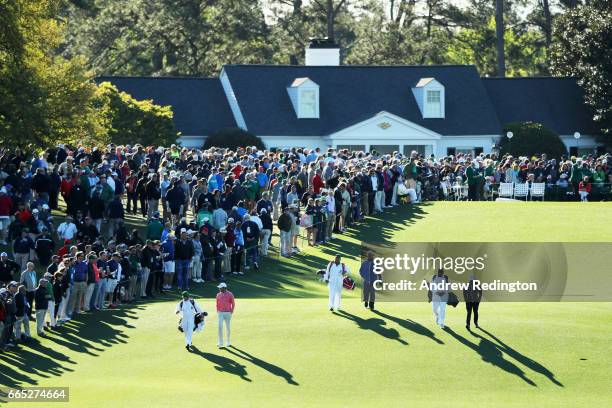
xmin=373 ymin=310 xmax=444 ymax=345
xmin=443 ymin=327 xmax=536 ymax=387
xmin=333 ymin=310 xmax=408 ymax=345
xmin=478 ymin=327 xmax=563 ymax=387
xmin=224 ymin=346 xmax=299 ymax=385
xmin=0 ymin=306 xmax=140 ymax=390
xmin=191 ymin=346 xmax=251 ymax=382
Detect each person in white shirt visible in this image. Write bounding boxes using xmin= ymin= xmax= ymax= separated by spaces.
xmin=431 ymin=269 xmax=449 ymax=328
xmin=324 ymin=190 xmax=335 ymax=241
xmin=176 ymin=291 xmax=205 ymax=351
xmin=57 ymin=216 xmax=78 ymax=241
xmin=324 ymin=255 xmax=349 ymax=311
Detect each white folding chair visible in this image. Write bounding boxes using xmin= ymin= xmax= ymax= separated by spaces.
xmin=513 ymin=183 xmax=529 ymax=200
xmin=498 ymin=182 xmax=514 ymax=199
xmin=530 ymin=183 xmax=546 ymax=201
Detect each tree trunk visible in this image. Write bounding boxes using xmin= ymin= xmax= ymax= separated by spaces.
xmin=542 ymin=0 xmax=552 ymax=50
xmin=327 ymin=0 xmax=334 ymax=39
xmin=495 ymin=0 xmax=506 ymax=77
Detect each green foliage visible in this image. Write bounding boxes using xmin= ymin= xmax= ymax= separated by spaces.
xmin=500 ymin=122 xmax=567 ymax=158
xmin=203 ymin=128 xmax=265 ymax=150
xmin=95 ymin=82 xmax=178 ymax=147
xmin=63 ymin=0 xmax=274 ymax=76
xmin=551 ymin=1 xmax=612 ymax=145
xmin=0 ymin=0 xmax=108 ymax=148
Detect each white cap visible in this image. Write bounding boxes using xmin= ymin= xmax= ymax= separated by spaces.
xmin=0 ymin=252 xmax=7 ymax=257
xmin=203 ymin=217 xmax=209 ymax=222
xmin=217 ymin=282 xmax=227 ymax=288
xmin=180 ymin=228 xmax=187 ymax=233
xmin=32 ymin=209 xmax=39 ymax=213
xmin=42 ymin=204 xmax=50 ymax=209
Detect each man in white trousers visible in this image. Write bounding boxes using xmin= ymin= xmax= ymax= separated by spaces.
xmin=431 ymin=269 xmax=449 ymax=329
xmin=176 ymin=291 xmax=204 ymax=351
xmin=324 ymin=255 xmax=349 ymax=312
xmin=216 ymin=282 xmax=235 ymax=348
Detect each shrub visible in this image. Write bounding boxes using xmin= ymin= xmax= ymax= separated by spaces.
xmin=500 ymin=122 xmax=567 ymax=158
xmin=204 ymin=127 xmax=265 ymax=150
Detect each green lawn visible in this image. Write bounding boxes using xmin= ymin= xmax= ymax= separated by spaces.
xmin=2 ymin=202 xmax=612 ymax=407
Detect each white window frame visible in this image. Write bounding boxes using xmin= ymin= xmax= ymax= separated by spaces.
xmin=424 ymin=89 xmax=442 ymax=118
xmin=299 ymin=89 xmax=318 ymax=118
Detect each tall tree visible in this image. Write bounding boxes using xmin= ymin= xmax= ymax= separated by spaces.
xmin=495 ymin=0 xmax=506 ymax=76
xmin=0 ymin=0 xmax=107 ymax=148
xmin=551 ymin=0 xmax=612 ymax=145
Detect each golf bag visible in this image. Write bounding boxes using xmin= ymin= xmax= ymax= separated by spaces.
xmin=177 ymin=299 xmax=208 ymax=332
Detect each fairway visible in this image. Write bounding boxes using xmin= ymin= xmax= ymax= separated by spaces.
xmin=2 ymin=202 xmax=612 ymax=408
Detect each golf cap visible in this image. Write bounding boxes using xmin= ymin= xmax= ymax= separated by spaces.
xmin=182 ymin=291 xmax=189 ymax=298
xmin=8 ymin=281 xmax=18 ymax=287
xmin=0 ymin=252 xmax=7 ymax=257
xmin=217 ymin=282 xmax=227 ymax=289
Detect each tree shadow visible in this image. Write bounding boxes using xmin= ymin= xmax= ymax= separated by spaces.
xmin=190 ymin=346 xmax=251 ymax=382
xmin=0 ymin=304 xmax=140 ymax=389
xmin=333 ymin=310 xmax=408 ymax=345
xmin=444 ymin=327 xmax=536 ymax=386
xmin=224 ymin=346 xmax=299 ymax=385
xmin=478 ymin=327 xmax=563 ymax=387
xmin=0 ymin=339 xmax=76 ymax=397
xmin=373 ymin=310 xmax=444 ymax=344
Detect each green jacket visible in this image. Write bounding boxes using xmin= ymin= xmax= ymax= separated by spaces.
xmin=196 ymin=210 xmax=213 ymax=227
xmin=244 ymin=180 xmax=259 ymax=201
xmin=570 ymin=163 xmax=582 ymax=183
xmin=146 ymin=220 xmax=164 ymax=240
xmin=466 ymin=166 xmax=482 ymax=185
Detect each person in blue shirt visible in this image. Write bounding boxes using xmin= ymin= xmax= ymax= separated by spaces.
xmin=232 ymin=222 xmax=244 ymax=276
xmin=207 ymin=171 xmax=219 ymax=193
xmin=256 ymin=167 xmax=269 ymax=191
xmin=161 ymin=234 xmax=176 ymax=290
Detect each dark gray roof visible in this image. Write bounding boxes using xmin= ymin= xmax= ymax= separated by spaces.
xmin=95 ymin=76 xmax=235 ymax=136
xmin=223 ymin=64 xmax=502 ymax=136
xmin=483 ymin=77 xmax=599 ymax=135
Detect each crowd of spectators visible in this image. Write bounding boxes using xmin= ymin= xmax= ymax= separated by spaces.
xmin=0 ymin=144 xmax=610 ymax=349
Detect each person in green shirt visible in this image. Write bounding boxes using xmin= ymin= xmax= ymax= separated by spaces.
xmin=569 ymin=160 xmax=583 ymax=200
xmin=243 ymin=174 xmax=259 ymax=209
xmin=146 ymin=214 xmax=164 ymax=241
xmin=196 ymin=206 xmax=213 ymax=228
xmin=465 ymin=160 xmax=483 ymax=201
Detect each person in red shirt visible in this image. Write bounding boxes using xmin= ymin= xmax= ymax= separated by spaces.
xmin=312 ymin=169 xmax=324 ymax=195
xmin=215 ymin=282 xmax=235 ymax=348
xmin=0 ymin=188 xmax=13 ymax=245
xmin=578 ymin=176 xmax=592 ymax=202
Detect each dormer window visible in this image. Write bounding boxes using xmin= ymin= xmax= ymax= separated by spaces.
xmin=287 ymin=78 xmax=319 ymax=119
xmin=425 ymin=89 xmax=441 ymax=117
xmin=412 ymin=78 xmax=445 ymax=119
xmin=300 ymin=89 xmax=317 ymax=117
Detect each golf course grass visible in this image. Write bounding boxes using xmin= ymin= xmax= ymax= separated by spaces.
xmin=1 ymin=201 xmax=611 ymax=407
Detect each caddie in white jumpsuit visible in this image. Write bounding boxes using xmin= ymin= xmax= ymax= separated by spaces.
xmin=175 ymin=291 xmax=204 ymax=351
xmin=324 ymin=255 xmax=349 ymax=311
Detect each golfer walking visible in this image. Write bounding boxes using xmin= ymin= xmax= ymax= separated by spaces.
xmin=175 ymin=291 xmax=204 ymax=351
xmin=216 ymin=282 xmax=235 ymax=348
xmin=359 ymin=251 xmax=377 ymax=311
xmin=431 ymin=269 xmax=449 ymax=329
xmin=324 ymin=255 xmax=349 ymax=311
